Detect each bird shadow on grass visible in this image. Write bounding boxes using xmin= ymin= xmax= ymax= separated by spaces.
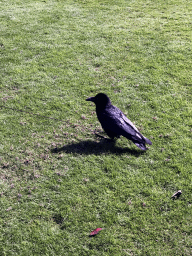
xmin=51 ymin=138 xmax=145 ymax=157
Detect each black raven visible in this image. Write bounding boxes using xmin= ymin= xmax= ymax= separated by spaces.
xmin=86 ymin=93 xmax=152 ymax=150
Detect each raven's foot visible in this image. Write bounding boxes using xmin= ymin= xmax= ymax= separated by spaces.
xmin=94 ymin=133 xmax=109 ymax=140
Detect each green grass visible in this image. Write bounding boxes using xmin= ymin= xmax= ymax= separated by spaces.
xmin=0 ymin=0 xmax=192 ymax=255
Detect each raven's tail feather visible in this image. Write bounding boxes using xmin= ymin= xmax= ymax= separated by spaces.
xmin=134 ymin=136 xmax=152 ymax=150
xmin=144 ymin=137 xmax=152 ymax=145
xmin=134 ymin=142 xmax=147 ymax=151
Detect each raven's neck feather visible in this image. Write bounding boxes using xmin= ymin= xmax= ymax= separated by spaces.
xmin=96 ymin=102 xmax=111 ymax=112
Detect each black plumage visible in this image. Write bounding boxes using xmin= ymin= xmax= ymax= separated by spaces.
xmin=86 ymin=93 xmax=152 ymax=150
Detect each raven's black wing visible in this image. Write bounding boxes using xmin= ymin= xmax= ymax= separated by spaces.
xmin=97 ymin=105 xmax=152 ymax=148
xmin=121 ymin=111 xmax=152 ymax=145
xmin=97 ymin=105 xmax=138 ymax=137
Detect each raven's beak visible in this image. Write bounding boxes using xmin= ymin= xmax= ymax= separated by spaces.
xmin=86 ymin=96 xmax=95 ymax=102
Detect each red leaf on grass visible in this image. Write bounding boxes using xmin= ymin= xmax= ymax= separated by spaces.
xmin=89 ymin=228 xmax=102 ymax=237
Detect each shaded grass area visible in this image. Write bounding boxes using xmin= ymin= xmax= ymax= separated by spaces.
xmin=0 ymin=0 xmax=192 ymax=255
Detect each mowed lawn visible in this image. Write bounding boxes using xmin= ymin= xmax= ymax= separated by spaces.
xmin=0 ymin=0 xmax=192 ymax=255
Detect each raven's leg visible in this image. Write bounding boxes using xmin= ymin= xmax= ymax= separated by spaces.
xmin=103 ymin=128 xmax=119 ymax=140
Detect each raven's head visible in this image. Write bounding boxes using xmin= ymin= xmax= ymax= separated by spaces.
xmin=86 ymin=93 xmax=111 ymax=108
